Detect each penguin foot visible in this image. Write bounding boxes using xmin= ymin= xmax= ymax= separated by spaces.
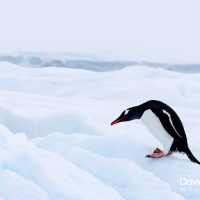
xmin=153 ymin=148 xmax=163 ymax=154
xmin=146 ymin=151 xmax=172 ymax=158
xmin=146 ymin=152 xmax=165 ymax=158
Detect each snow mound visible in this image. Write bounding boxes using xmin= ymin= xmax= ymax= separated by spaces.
xmin=0 ymin=105 xmax=97 ymax=138
xmin=0 ymin=125 xmax=124 ymax=200
xmin=34 ymin=132 xmax=184 ymax=200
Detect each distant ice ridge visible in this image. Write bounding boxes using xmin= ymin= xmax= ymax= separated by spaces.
xmin=0 ymin=52 xmax=200 ymax=73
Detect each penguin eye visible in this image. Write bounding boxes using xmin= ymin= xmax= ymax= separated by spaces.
xmin=124 ymin=110 xmax=129 ymax=115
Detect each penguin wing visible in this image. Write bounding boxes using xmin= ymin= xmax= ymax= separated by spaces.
xmin=168 ymin=112 xmax=187 ymax=140
xmin=152 ymin=109 xmax=183 ymax=141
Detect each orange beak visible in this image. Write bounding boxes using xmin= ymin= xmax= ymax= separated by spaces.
xmin=111 ymin=118 xmax=123 ymax=126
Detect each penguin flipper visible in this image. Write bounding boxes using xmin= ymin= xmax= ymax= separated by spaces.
xmin=152 ymin=109 xmax=183 ymax=141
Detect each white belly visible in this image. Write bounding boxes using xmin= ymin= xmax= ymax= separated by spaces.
xmin=141 ymin=109 xmax=173 ymax=153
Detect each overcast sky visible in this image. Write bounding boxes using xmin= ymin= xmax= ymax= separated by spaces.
xmin=0 ymin=0 xmax=200 ymax=63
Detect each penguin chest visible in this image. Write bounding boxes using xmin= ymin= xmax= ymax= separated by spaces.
xmin=141 ymin=109 xmax=173 ymax=152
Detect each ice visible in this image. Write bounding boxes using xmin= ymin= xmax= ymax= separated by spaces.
xmin=0 ymin=62 xmax=199 ymax=199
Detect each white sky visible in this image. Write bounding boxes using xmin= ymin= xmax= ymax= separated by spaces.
xmin=0 ymin=0 xmax=200 ymax=63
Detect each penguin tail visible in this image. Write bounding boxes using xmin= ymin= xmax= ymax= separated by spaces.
xmin=185 ymin=147 xmax=200 ymax=165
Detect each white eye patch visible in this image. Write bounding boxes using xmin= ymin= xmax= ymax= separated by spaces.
xmin=124 ymin=109 xmax=129 ymax=115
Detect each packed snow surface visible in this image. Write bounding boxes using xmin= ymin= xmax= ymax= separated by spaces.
xmin=0 ymin=62 xmax=200 ymax=200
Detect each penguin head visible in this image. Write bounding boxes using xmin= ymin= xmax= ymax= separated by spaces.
xmin=111 ymin=107 xmax=140 ymax=126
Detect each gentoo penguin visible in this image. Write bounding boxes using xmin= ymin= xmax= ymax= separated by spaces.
xmin=111 ymin=100 xmax=200 ymax=165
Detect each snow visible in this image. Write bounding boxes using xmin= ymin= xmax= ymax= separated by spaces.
xmin=0 ymin=62 xmax=199 ymax=200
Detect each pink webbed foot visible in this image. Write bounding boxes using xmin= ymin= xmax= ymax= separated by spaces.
xmin=153 ymin=148 xmax=163 ymax=154
xmin=146 ymin=152 xmax=165 ymax=158
xmin=146 ymin=148 xmax=172 ymax=158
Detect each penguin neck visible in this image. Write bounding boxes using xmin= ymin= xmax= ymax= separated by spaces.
xmin=133 ymin=102 xmax=151 ymax=119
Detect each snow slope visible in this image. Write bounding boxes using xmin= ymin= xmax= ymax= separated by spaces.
xmin=0 ymin=62 xmax=199 ymax=200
